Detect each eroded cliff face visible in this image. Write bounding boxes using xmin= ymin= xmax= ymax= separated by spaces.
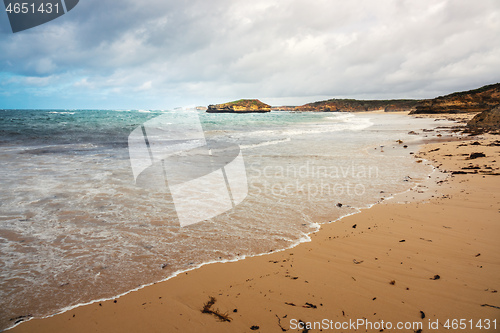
xmin=410 ymin=83 xmax=500 ymax=114
xmin=292 ymin=99 xmax=419 ymax=112
xmin=467 ymin=105 xmax=500 ymax=133
xmin=207 ymin=99 xmax=271 ymax=113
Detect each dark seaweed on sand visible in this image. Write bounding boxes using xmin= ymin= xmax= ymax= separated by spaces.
xmin=201 ymin=296 xmax=232 ymax=322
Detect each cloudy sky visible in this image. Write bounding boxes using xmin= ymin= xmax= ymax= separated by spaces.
xmin=0 ymin=0 xmax=499 ymax=109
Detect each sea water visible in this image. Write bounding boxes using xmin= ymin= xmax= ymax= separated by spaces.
xmin=0 ymin=109 xmax=445 ymax=329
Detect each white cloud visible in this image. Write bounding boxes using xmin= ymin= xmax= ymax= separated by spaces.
xmin=1 ymin=0 xmax=499 ymax=108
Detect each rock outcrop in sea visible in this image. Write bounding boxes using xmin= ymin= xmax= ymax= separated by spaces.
xmin=207 ymin=99 xmax=271 ymax=113
xmin=467 ymin=105 xmax=500 ymax=133
xmin=410 ymin=83 xmax=500 ymax=114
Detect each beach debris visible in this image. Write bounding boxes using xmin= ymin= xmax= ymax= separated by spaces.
xmin=481 ymin=304 xmax=500 ymax=310
xmin=469 ymin=152 xmax=486 ymax=159
xmin=429 ymin=148 xmax=441 ymax=152
xmin=419 ymin=238 xmax=432 ymax=242
xmin=397 ymin=140 xmax=403 ymax=144
xmin=430 ymin=275 xmax=441 ymax=280
xmin=337 ymin=202 xmax=343 ymax=207
xmin=403 ymin=145 xmax=408 ymax=148
xmin=201 ymin=296 xmax=232 ymax=322
xmin=416 ymin=329 xmax=423 ymax=333
xmin=114 ymin=300 xmax=117 ymax=303
xmin=161 ymin=263 xmax=168 ymax=269
xmin=452 ymin=170 xmax=471 ymax=175
xmin=399 ymin=239 xmax=406 ymax=243
xmin=303 ymin=302 xmax=317 ymax=309
xmin=475 ymin=253 xmax=481 ymax=257
xmin=372 ymin=297 xmax=377 ymax=300
xmin=250 ymin=325 xmax=260 ymax=330
xmin=285 ymin=302 xmax=296 ymax=306
xmin=462 ymin=165 xmax=481 ymax=170
xmin=389 ymin=280 xmax=396 ymax=285
xmin=9 ymin=314 xmax=32 ymax=325
xmin=275 ymin=314 xmax=288 ymax=331
xmin=233 ymin=308 xmax=238 ymax=313
xmin=353 ymin=259 xmax=364 ymax=264
xmin=352 ymin=224 xmax=357 ymax=229
xmin=298 ymin=320 xmax=309 ymax=333
xmin=420 ymin=310 xmax=426 ymax=319
xmin=408 ymin=131 xmax=418 ymax=135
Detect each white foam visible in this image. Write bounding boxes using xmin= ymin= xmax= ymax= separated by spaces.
xmin=240 ymin=138 xmax=291 ymax=150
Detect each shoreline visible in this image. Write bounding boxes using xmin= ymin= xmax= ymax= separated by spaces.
xmin=1 ymin=112 xmax=434 ymax=329
xmin=0 ymin=111 xmax=436 ymax=330
xmin=8 ymin=117 xmax=500 ymax=333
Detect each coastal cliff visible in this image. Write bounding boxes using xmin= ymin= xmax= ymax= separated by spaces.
xmin=207 ymin=99 xmax=271 ymax=113
xmin=208 ymin=83 xmax=499 ymax=114
xmin=410 ymin=83 xmax=500 ymax=114
xmin=290 ymin=99 xmax=419 ymax=112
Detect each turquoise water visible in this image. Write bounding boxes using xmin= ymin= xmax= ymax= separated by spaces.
xmin=0 ymin=109 xmax=441 ymax=329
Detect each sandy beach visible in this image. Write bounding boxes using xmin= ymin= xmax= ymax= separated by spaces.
xmin=9 ymin=120 xmax=500 ymax=333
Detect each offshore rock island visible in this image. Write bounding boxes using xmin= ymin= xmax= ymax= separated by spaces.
xmin=206 ymin=99 xmax=271 ymax=113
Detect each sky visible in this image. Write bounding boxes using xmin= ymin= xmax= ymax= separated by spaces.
xmin=0 ymin=0 xmax=499 ymax=110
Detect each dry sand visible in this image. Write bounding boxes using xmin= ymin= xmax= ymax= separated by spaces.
xmin=9 ymin=128 xmax=500 ymax=332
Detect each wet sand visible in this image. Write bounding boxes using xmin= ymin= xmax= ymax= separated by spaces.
xmin=9 ymin=128 xmax=500 ymax=332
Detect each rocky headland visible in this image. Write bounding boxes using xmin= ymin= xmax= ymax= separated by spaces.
xmin=207 ymin=99 xmax=271 ymax=113
xmin=410 ymin=83 xmax=500 ymax=114
xmin=287 ymin=99 xmax=420 ymax=112
xmin=208 ymin=83 xmax=499 ymax=115
xmin=466 ymin=105 xmax=500 ymax=133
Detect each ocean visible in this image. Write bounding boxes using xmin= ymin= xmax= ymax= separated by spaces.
xmin=0 ymin=109 xmax=445 ymax=329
